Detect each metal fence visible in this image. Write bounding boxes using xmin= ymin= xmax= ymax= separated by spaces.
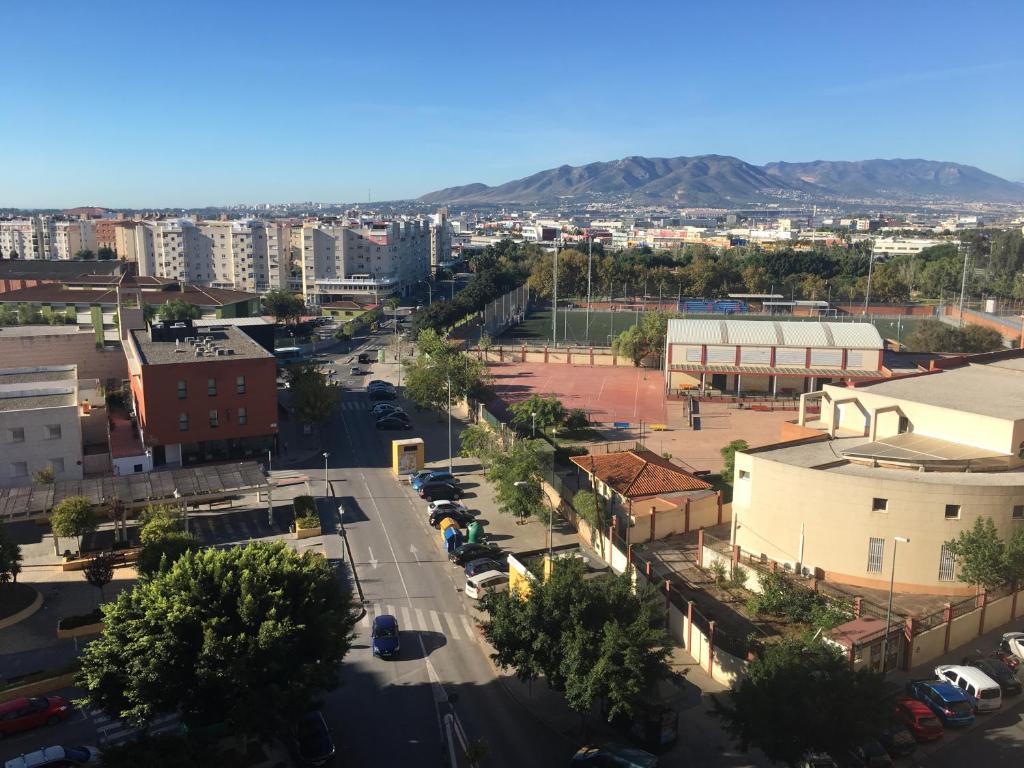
xmin=949 ymin=594 xmax=980 ymax=620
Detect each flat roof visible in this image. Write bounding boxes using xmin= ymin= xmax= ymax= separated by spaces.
xmin=0 ymin=366 xmax=76 ymax=385
xmin=853 ymin=360 xmax=1024 ymax=420
xmin=667 ymin=319 xmax=883 ymax=349
xmin=131 ymin=326 xmax=272 ymax=365
xmin=0 ymin=325 xmax=94 ymax=338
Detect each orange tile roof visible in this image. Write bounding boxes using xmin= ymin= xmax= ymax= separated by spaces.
xmin=570 ymin=449 xmax=712 ymax=498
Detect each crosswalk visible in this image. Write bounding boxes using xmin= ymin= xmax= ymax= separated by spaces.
xmin=89 ymin=708 xmax=180 ymax=746
xmin=340 ymin=400 xmax=371 ymax=411
xmin=360 ymin=601 xmax=479 ymax=643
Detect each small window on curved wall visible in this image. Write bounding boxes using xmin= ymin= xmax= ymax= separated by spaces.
xmin=1018 ymin=442 xmax=1024 ymax=459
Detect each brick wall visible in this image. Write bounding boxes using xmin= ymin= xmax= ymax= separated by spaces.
xmin=0 ymin=330 xmax=128 ymax=383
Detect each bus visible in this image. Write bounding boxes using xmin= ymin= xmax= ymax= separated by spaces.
xmin=274 ymin=346 xmax=304 ymax=365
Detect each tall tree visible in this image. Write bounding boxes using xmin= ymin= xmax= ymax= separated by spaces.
xmin=508 ymin=394 xmax=565 ymax=436
xmin=486 ymin=439 xmax=546 ymax=522
xmin=137 ymin=504 xmax=199 ymax=577
xmin=156 ymin=299 xmax=200 ymax=322
xmin=717 ymin=638 xmax=888 ymax=765
xmin=944 ymin=517 xmax=1007 ymax=590
xmin=261 ymin=289 xmax=305 ymax=324
xmin=286 ymin=364 xmax=339 ymax=431
xmin=74 ymin=249 xmax=96 ymax=260
xmin=77 ymin=542 xmax=357 ymax=735
xmin=97 ymin=246 xmax=117 ymax=260
xmin=0 ymin=525 xmax=22 ymax=584
xmin=403 ymin=329 xmax=489 ymax=412
xmin=50 ymin=496 xmax=98 ymax=554
xmin=720 ymin=439 xmax=749 ymax=485
xmin=458 ymin=424 xmax=503 ymax=469
xmin=83 ymin=552 xmax=116 ymax=603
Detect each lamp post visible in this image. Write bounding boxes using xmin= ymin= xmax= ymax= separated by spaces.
xmin=267 ymin=448 xmax=272 ymax=474
xmin=419 ymin=280 xmax=433 ymax=306
xmin=323 ymin=452 xmax=330 ymax=498
xmin=173 ymin=488 xmax=187 ymax=534
xmin=531 ymin=411 xmax=536 ymax=439
xmin=585 ymin=235 xmax=593 ymax=344
xmin=880 ymin=535 xmax=910 ymax=673
xmin=445 ymin=370 xmax=453 ymax=474
xmin=515 ymin=480 xmax=553 ymax=560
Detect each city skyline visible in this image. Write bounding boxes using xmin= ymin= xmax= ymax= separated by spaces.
xmin=2 ymin=0 xmax=1022 ymax=208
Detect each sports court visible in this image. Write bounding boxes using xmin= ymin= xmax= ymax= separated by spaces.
xmin=487 ymin=361 xmax=667 ymax=425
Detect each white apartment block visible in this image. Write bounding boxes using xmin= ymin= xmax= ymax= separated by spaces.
xmin=871 ymin=237 xmax=950 ymax=258
xmin=0 ymin=217 xmax=103 ymax=260
xmin=300 ymin=219 xmax=430 ymax=303
xmin=429 ymin=209 xmax=453 ymax=272
xmin=0 ymin=218 xmax=40 ymax=260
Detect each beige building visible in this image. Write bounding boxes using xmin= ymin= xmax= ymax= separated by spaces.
xmin=732 ymin=350 xmax=1024 ymax=595
xmin=0 ymin=365 xmax=109 ymax=486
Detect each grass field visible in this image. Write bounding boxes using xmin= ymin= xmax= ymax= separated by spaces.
xmin=496 ymin=309 xmax=927 ymax=347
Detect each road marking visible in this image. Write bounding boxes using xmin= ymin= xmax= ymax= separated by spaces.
xmin=429 ymin=610 xmax=444 ymax=634
xmin=400 ymin=606 xmax=412 ymax=629
xmin=359 ymin=611 xmax=370 ymax=628
xmin=415 ymin=608 xmax=427 ymax=630
xmin=444 ymin=613 xmax=462 ymax=640
xmin=367 ymin=546 xmax=378 ymax=569
xmin=460 ymin=615 xmax=475 ymax=638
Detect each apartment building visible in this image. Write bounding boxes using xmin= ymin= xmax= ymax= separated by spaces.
xmin=300 ymin=218 xmax=430 ymax=304
xmin=429 ymin=208 xmax=453 ymax=272
xmin=871 ymin=237 xmax=949 ymax=258
xmin=0 ymin=218 xmax=45 ymax=260
xmin=733 ymin=349 xmax=1024 ymax=595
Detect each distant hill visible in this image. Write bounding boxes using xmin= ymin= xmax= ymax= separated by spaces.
xmin=419 ymin=155 xmax=1024 ymax=206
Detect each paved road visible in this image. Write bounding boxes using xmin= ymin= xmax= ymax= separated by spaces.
xmin=319 ymin=384 xmax=576 ymax=767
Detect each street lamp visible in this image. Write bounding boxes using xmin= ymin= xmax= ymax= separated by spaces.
xmin=531 ymin=411 xmax=536 ymax=439
xmin=173 ymin=488 xmax=187 ymax=534
xmin=880 ymin=535 xmax=910 ymax=673
xmin=515 ymin=480 xmax=554 ymax=560
xmin=418 ymin=279 xmax=432 ymax=306
xmin=323 ymin=452 xmax=330 ymax=498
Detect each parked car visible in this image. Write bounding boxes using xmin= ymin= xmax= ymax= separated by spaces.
xmin=368 ymin=387 xmax=396 ymax=401
xmin=876 ymin=724 xmax=916 ymax=759
xmin=465 ymin=570 xmax=509 ymax=600
xmin=570 ymin=742 xmax=659 ymax=767
xmin=464 ymin=557 xmax=508 ymax=578
xmin=349 ymin=367 xmax=362 ymax=376
xmin=427 ymin=499 xmax=469 ymax=515
xmin=998 ymin=631 xmax=1024 ymax=662
xmin=411 ymin=469 xmax=458 ymax=491
xmin=367 ymin=379 xmax=391 ymax=389
xmin=372 ymin=403 xmax=404 ymax=417
xmin=290 ymin=711 xmax=336 ymax=767
xmin=843 ymin=738 xmax=892 ymax=768
xmin=989 ymin=648 xmax=1021 ymax=672
xmin=376 ymin=414 xmax=411 ymax=430
xmin=3 ymin=746 xmax=99 ymax=768
xmin=799 ymin=754 xmax=838 ymax=768
xmin=892 ymin=697 xmax=943 ymax=742
xmin=429 ymin=508 xmax=475 ymax=529
xmin=0 ymin=697 xmax=73 ymax=738
xmin=962 ymin=656 xmax=1023 ymax=696
xmin=905 ymin=680 xmax=975 ymax=727
xmin=420 ymin=481 xmax=466 ymax=501
xmin=450 ymin=542 xmax=500 ymax=566
xmin=357 ymin=353 xmax=372 ymax=364
xmin=934 ymin=664 xmax=1002 ymax=711
xmin=371 ymin=614 xmax=400 ymax=658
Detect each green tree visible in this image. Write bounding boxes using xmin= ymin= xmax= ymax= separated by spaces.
xmin=481 ymin=558 xmax=670 ymax=722
xmin=905 ymin=320 xmax=964 ymax=353
xmin=0 ymin=525 xmax=23 ymax=584
xmin=486 ymin=439 xmax=545 ymax=522
xmin=720 ymin=439 xmax=749 ymax=485
xmin=960 ymin=324 xmax=1004 ymax=353
xmin=458 ymin=424 xmax=502 ymax=469
xmin=33 ymin=467 xmax=54 ymax=485
xmin=90 ymin=732 xmax=247 ymax=768
xmin=74 ymin=249 xmax=96 ymax=260
xmin=137 ymin=504 xmax=199 ymax=577
xmin=717 ymin=637 xmax=888 ymax=765
xmin=1003 ymin=527 xmax=1024 ymax=587
xmin=611 ymin=310 xmax=675 ymax=367
xmin=287 ymin=364 xmax=339 ymax=432
xmin=97 ymin=246 xmax=116 ymax=260
xmin=943 ymin=516 xmax=1007 ymax=590
xmin=156 ymin=299 xmax=201 ymax=322
xmin=571 ymin=490 xmax=606 ymax=558
xmin=17 ymin=303 xmax=41 ymax=324
xmin=508 ymin=394 xmax=565 ymax=436
xmin=404 ymin=329 xmax=489 ymax=412
xmin=261 ymin=289 xmax=305 ymax=324
xmin=77 ymin=542 xmax=357 ymax=735
xmin=83 ymin=551 xmax=116 ymax=603
xmin=51 ymin=496 xmax=98 ymax=554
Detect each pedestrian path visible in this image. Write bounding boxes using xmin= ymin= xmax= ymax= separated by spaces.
xmin=359 ymin=601 xmax=479 ymax=643
xmin=189 ymin=509 xmax=280 ymax=547
xmin=89 ymin=708 xmax=180 ymax=746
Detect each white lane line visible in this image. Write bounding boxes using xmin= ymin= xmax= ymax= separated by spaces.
xmin=460 ymin=615 xmax=475 ymax=639
xmin=415 ymin=608 xmax=427 ymax=630
xmin=429 ymin=610 xmax=444 ymax=634
xmin=401 ymin=606 xmax=412 ymax=629
xmin=443 ymin=613 xmax=462 ymax=640
xmin=384 ymin=604 xmax=396 ymax=619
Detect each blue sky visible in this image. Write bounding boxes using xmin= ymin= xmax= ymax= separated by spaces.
xmin=3 ymin=0 xmax=1022 ymax=207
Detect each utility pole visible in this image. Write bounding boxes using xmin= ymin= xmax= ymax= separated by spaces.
xmin=551 ymin=241 xmax=559 ymax=346
xmin=862 ymin=242 xmax=875 ymax=315
xmin=585 ymin=235 xmax=593 ymax=344
xmin=958 ymin=242 xmax=970 ymax=328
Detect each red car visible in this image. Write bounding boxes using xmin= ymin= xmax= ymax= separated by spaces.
xmin=893 ymin=697 xmax=943 ymax=742
xmin=0 ymin=696 xmax=73 ymax=737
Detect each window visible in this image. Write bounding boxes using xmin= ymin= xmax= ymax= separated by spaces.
xmin=236 ymin=375 xmax=246 ymax=394
xmin=207 ymin=378 xmax=217 ymax=396
xmin=872 ymin=497 xmax=888 ymax=512
xmin=133 ymin=464 xmax=143 ymax=473
xmin=179 ymin=412 xmax=188 ymax=431
xmin=177 ymin=380 xmax=187 ymax=399
xmin=867 ymin=537 xmax=884 ymax=573
xmin=738 ymin=470 xmax=750 ymax=480
xmin=1016 ymin=505 xmax=1024 ymax=520
xmin=45 ymin=424 xmax=61 ymax=440
xmin=944 ymin=504 xmax=961 ymax=520
xmin=209 ymin=410 xmax=219 ymax=428
xmin=10 ymin=461 xmax=27 ymax=478
xmin=9 ymin=427 xmax=24 ymax=443
xmin=238 ymin=407 xmax=247 ymax=426
xmin=898 ymin=416 xmax=910 ymax=434
xmin=50 ymin=458 xmax=64 ymax=474
xmin=938 ymin=545 xmax=956 ymax=582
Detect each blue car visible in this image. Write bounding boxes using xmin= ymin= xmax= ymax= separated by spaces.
xmin=371 ymin=614 xmax=400 ymax=658
xmin=411 ymin=470 xmax=457 ymax=490
xmin=906 ymin=679 xmax=975 ymax=727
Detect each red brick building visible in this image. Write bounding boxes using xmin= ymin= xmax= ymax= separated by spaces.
xmin=123 ymin=319 xmax=277 ymax=467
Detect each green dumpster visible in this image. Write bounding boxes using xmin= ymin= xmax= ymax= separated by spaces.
xmin=467 ymin=521 xmax=483 ymax=543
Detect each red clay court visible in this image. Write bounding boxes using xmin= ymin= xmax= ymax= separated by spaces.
xmin=487 ymin=362 xmax=667 ymax=426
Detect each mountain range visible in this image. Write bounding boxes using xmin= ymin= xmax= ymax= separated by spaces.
xmin=418 ymin=155 xmax=1024 ymax=206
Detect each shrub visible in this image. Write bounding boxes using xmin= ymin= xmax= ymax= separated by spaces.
xmin=564 ymin=408 xmax=589 ymax=431
xmin=729 ymin=563 xmax=749 ymax=590
xmin=295 ymin=513 xmax=320 ymax=529
xmin=709 ymin=560 xmax=727 ymax=584
xmin=293 ymin=496 xmax=317 ymax=516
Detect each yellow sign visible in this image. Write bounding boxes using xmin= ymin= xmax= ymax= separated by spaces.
xmin=391 ymin=438 xmax=425 ymax=477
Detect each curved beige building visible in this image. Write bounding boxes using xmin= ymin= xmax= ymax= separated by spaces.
xmin=732 ymin=351 xmax=1024 ymax=595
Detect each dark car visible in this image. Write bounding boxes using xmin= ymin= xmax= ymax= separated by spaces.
xmin=876 ymin=724 xmax=916 ymax=758
xmin=464 ymin=557 xmax=508 ymax=578
xmin=571 ymin=742 xmax=659 ymax=767
xmin=368 ymin=387 xmax=396 ymax=401
xmin=420 ymin=480 xmax=466 ymax=501
xmin=0 ymin=696 xmax=73 ymax=737
xmin=892 ymin=697 xmax=943 ymax=742
xmin=430 ymin=508 xmax=475 ymax=529
xmin=372 ymin=403 xmax=404 ymax=417
xmin=376 ymin=414 xmax=411 ymax=430
xmin=963 ymin=656 xmax=1023 ymax=695
xmin=291 ymin=711 xmax=336 ymax=767
xmin=372 ymin=614 xmax=400 ymax=658
xmin=905 ymin=679 xmax=974 ymax=727
xmin=357 ymin=353 xmax=372 ymax=364
xmin=367 ymin=379 xmax=391 ymax=389
xmin=843 ymin=739 xmax=892 ymax=768
xmin=450 ymin=542 xmax=500 ymax=566
xmin=411 ymin=469 xmax=458 ymax=490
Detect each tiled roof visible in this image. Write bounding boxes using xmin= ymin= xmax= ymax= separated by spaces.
xmin=570 ymin=449 xmax=712 ymax=498
xmin=0 ymin=283 xmax=257 ymax=307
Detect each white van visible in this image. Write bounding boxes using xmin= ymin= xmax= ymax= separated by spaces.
xmin=465 ymin=570 xmax=509 ymax=600
xmin=935 ymin=664 xmax=1002 ymax=712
